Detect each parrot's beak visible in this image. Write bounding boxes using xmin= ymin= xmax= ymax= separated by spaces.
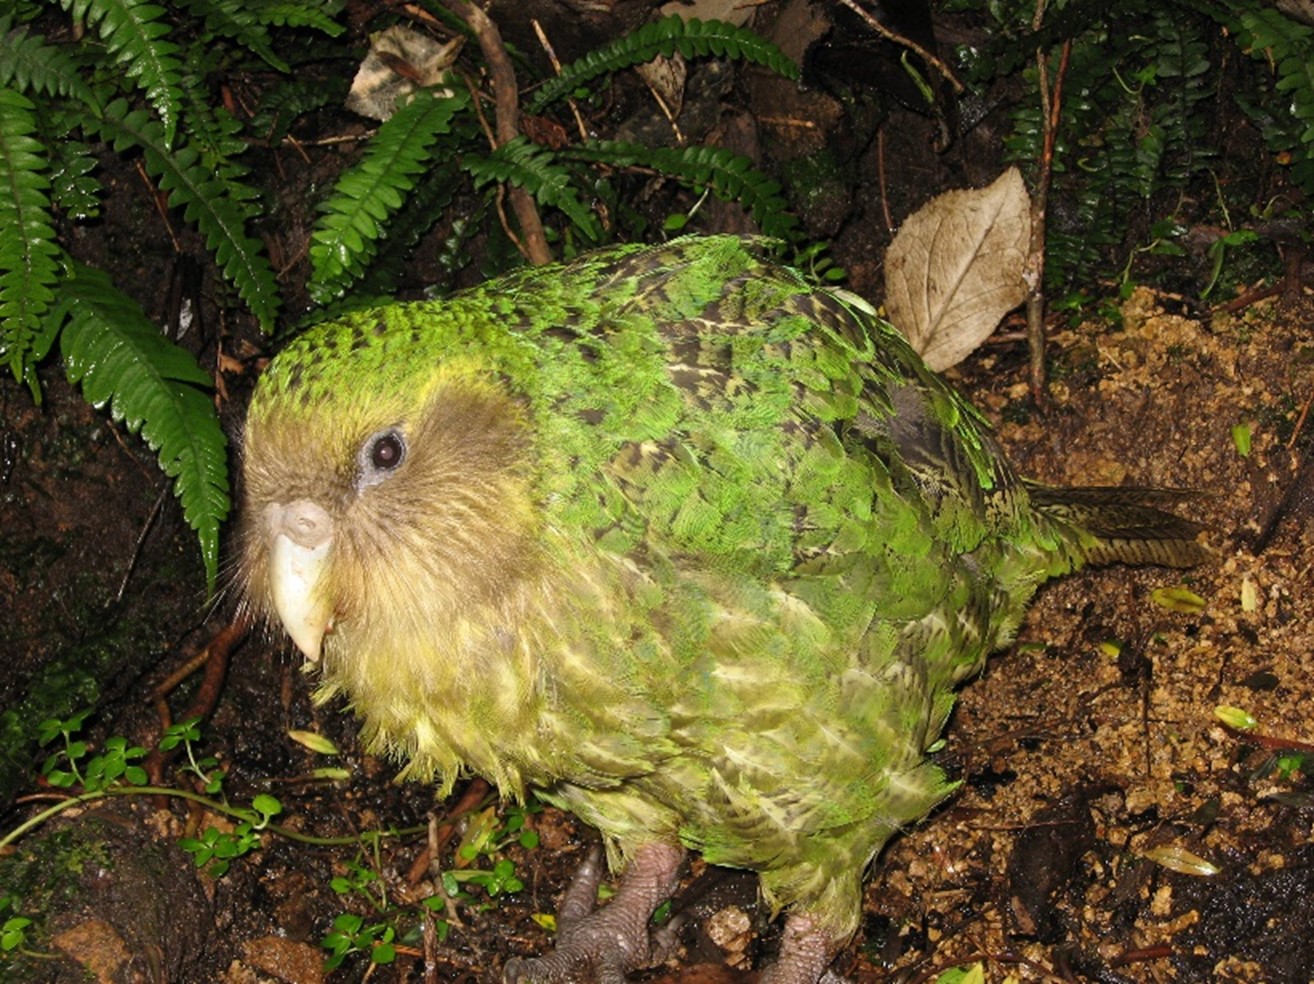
xmin=265 ymin=500 xmax=335 ymax=661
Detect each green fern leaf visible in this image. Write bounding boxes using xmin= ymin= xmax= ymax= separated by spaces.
xmin=175 ymin=0 xmax=287 ymax=73
xmin=96 ymin=98 xmax=280 ymax=329
xmin=181 ymin=94 xmax=253 ymax=186
xmin=47 ymin=136 xmax=103 ymax=220
xmin=1224 ymin=8 xmax=1314 ymax=192
xmin=0 ymin=14 xmax=101 ymax=109
xmin=61 ymin=0 xmax=184 ymax=146
xmin=465 ymin=136 xmax=602 ymax=241
xmin=677 ymin=15 xmax=800 ymax=71
xmin=308 ymin=88 xmax=469 ymax=304
xmin=1235 ymin=6 xmax=1311 ymax=58
xmin=51 ymin=263 xmax=229 ymax=592
xmin=249 ymin=75 xmax=349 ymax=145
xmin=249 ymin=0 xmax=345 ymax=37
xmin=0 ymin=87 xmax=62 ymax=396
xmin=174 ymin=0 xmax=343 ymax=73
xmin=1275 ymin=53 xmax=1314 ymax=140
xmin=526 ymin=15 xmax=799 ymax=114
xmin=569 ymin=139 xmax=799 ymax=240
xmin=357 ymin=155 xmax=464 ymax=297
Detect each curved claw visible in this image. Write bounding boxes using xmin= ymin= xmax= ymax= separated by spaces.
xmin=502 ymin=843 xmax=685 ymax=984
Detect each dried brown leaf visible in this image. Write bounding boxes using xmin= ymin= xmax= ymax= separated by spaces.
xmin=884 ymin=167 xmax=1031 ymax=370
xmin=346 ymin=26 xmax=462 ymax=122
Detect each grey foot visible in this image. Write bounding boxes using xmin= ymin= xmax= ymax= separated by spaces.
xmin=757 ymin=913 xmax=844 ymax=984
xmin=503 ymin=841 xmax=685 ymax=984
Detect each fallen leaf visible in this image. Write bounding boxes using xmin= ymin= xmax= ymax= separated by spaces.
xmin=885 ymin=167 xmax=1031 ymax=370
xmin=287 ymin=729 xmax=340 ymax=755
xmin=1151 ymin=585 xmax=1207 ymax=613
xmin=346 ymin=26 xmax=461 ymax=121
xmin=1142 ymin=844 xmax=1221 ymax=876
xmin=637 ymin=52 xmax=688 ymax=121
xmin=1214 ymin=704 xmax=1259 ymax=731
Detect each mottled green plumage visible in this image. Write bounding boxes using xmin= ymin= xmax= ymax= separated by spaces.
xmin=240 ymin=235 xmax=1202 ymax=957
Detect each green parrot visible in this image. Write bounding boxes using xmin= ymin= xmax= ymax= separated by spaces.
xmin=238 ymin=235 xmax=1203 ymax=982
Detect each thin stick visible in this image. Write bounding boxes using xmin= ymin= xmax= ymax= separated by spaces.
xmin=115 ymin=486 xmax=167 ymax=603
xmin=1287 ymin=387 xmax=1313 ymax=450
xmin=447 ymin=0 xmax=551 ymax=265
xmin=532 ymin=19 xmax=589 ymax=143
xmin=1023 ymin=36 xmax=1071 ymax=408
xmin=145 ymin=618 xmax=250 ymax=787
xmin=833 ymin=0 xmax=964 ymax=95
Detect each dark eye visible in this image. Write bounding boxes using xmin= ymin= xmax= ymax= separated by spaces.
xmin=357 ymin=428 xmax=406 ymax=487
xmin=370 ymin=431 xmax=404 ymax=470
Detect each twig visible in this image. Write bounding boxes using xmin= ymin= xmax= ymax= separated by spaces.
xmin=1109 ymin=944 xmax=1175 ymax=967
xmin=146 ymin=617 xmax=250 ymax=785
xmin=1022 ymin=34 xmax=1072 ymax=409
xmin=906 ymin=948 xmax=1071 ymax=984
xmin=833 ymin=0 xmax=964 ymax=95
xmin=134 ymin=159 xmax=181 ymax=251
xmin=1287 ymin=387 xmax=1313 ymax=450
xmin=532 ymin=19 xmax=589 ymax=143
xmin=405 ymin=777 xmax=494 ymax=885
xmin=756 ymin=116 xmax=817 ymax=129
xmin=4 ymin=781 xmax=426 ymax=851
xmin=1254 ymin=441 xmax=1313 ymax=552
xmin=115 ymin=485 xmax=167 ymax=603
xmin=1216 ymin=280 xmax=1284 ymax=314
xmin=422 ymin=811 xmax=444 ymax=984
xmin=876 ymin=127 xmax=893 ymax=232
xmin=446 ymin=0 xmax=551 ymax=265
xmin=282 ymin=131 xmax=374 ymax=148
xmin=1225 ymin=725 xmax=1314 ymax=756
xmin=461 ymin=69 xmax=498 ymax=148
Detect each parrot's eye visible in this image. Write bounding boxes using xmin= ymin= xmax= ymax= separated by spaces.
xmin=370 ymin=432 xmax=405 ymax=469
xmin=357 ymin=428 xmax=407 ymax=488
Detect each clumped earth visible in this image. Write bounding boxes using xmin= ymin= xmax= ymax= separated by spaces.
xmin=4 ymin=3 xmax=1314 ymax=983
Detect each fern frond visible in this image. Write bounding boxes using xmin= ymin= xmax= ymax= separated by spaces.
xmin=248 ymin=74 xmax=349 ymax=145
xmin=1275 ymin=56 xmax=1314 ymax=142
xmin=96 ymin=98 xmax=280 ymax=329
xmin=465 ymin=136 xmax=602 ymax=241
xmin=0 ymin=14 xmax=101 ymax=109
xmin=175 ymin=0 xmax=285 ymax=73
xmin=46 ymin=136 xmax=102 ymax=220
xmin=1249 ymin=10 xmax=1314 ymax=141
xmin=569 ymin=139 xmax=799 ymax=240
xmin=1234 ymin=5 xmax=1314 ymax=78
xmin=678 ymin=16 xmax=802 ymax=73
xmin=308 ymin=88 xmax=469 ymax=303
xmin=526 ymin=15 xmax=799 ymax=114
xmin=181 ymin=93 xmax=254 ymax=189
xmin=51 ymin=263 xmax=229 ymax=592
xmin=61 ymin=0 xmax=184 ymax=146
xmin=356 ymin=153 xmax=464 ymax=297
xmin=249 ymin=0 xmax=345 ymax=37
xmin=173 ymin=0 xmax=342 ymax=73
xmin=0 ymin=87 xmax=62 ymax=397
xmin=1221 ymin=7 xmax=1314 ymax=194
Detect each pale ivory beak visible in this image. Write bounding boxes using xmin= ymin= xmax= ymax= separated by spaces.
xmin=265 ymin=499 xmax=334 ymax=661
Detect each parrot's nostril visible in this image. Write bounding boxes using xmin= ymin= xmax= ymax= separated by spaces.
xmin=267 ymin=499 xmax=333 ymax=550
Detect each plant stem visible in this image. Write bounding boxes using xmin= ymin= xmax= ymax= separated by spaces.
xmin=1 ymin=785 xmax=424 ymax=851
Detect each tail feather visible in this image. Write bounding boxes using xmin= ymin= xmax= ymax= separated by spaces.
xmin=1025 ymin=483 xmax=1208 ymax=569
